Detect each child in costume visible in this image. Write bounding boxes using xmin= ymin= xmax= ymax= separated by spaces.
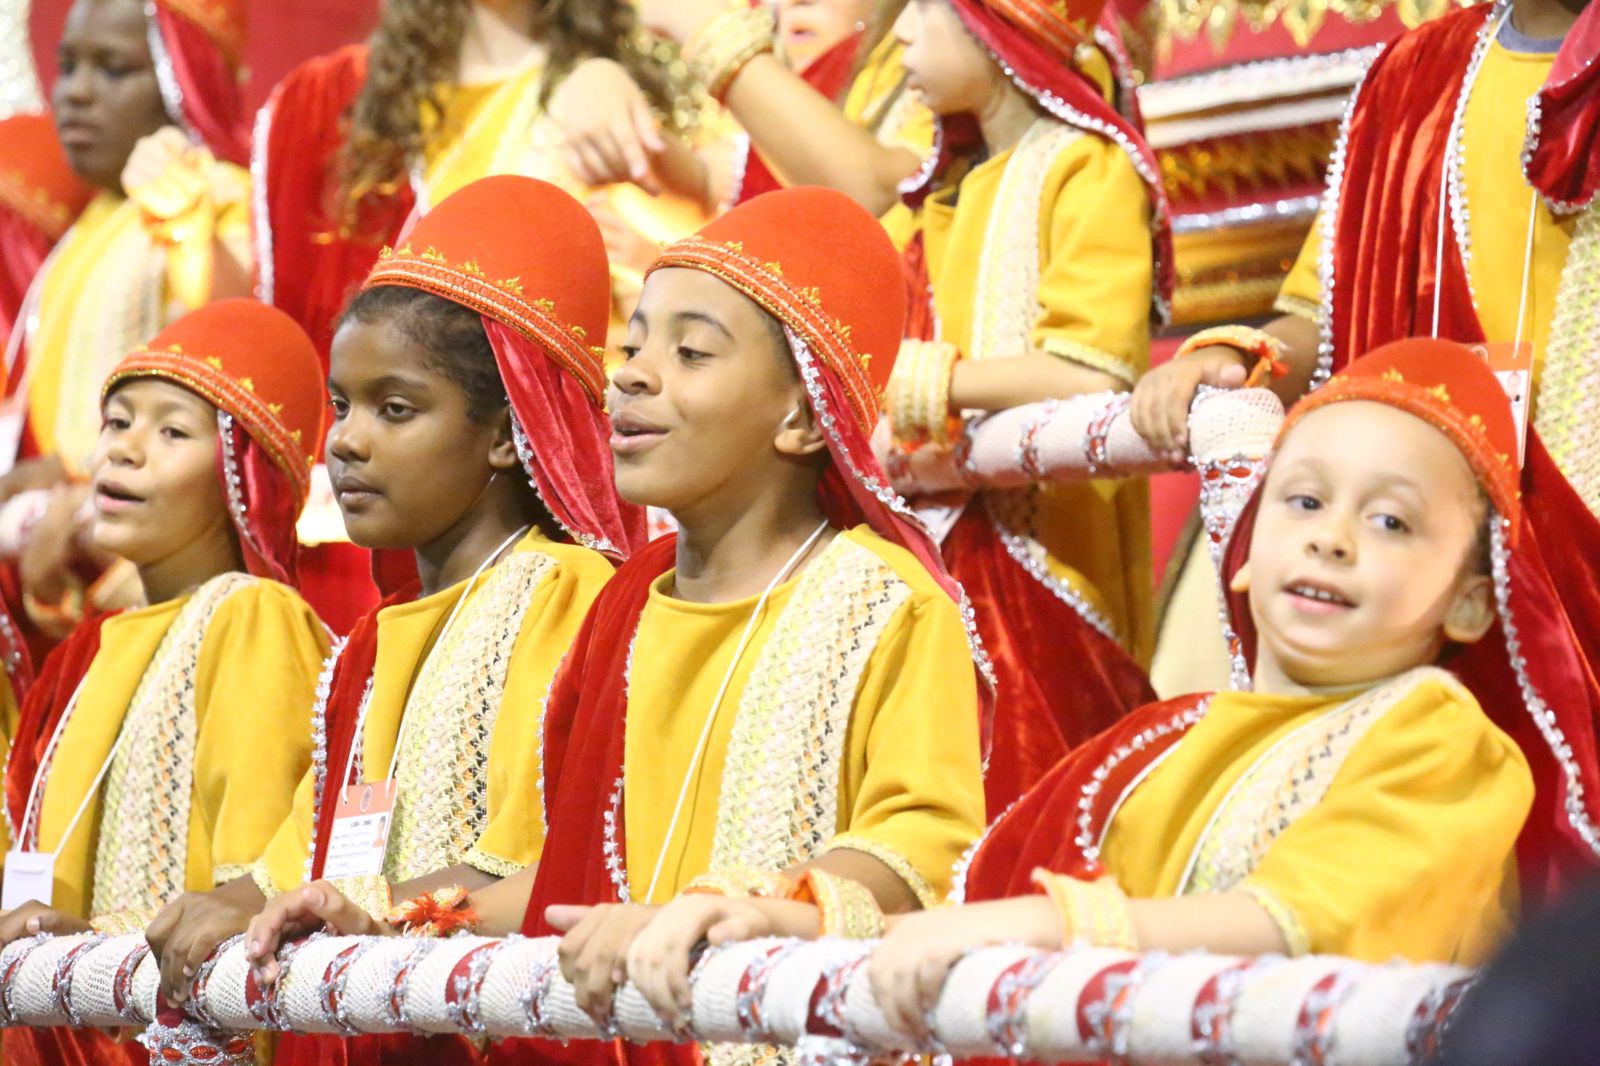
xmin=150 ymin=176 xmax=641 ymax=1066
xmin=866 ymin=0 xmax=1168 ymax=810
xmin=243 ymin=186 xmax=987 ymax=1066
xmin=868 ymin=338 xmax=1600 ymax=1043
xmin=0 ymin=298 xmax=330 ymax=1065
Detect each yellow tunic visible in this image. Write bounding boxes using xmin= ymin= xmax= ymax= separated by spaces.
xmin=1100 ymin=667 xmax=1531 ymax=964
xmin=1280 ymin=39 xmax=1573 ymax=400
xmin=624 ymin=526 xmax=985 ymax=905
xmin=25 ymin=173 xmax=251 ymax=463
xmin=894 ymin=117 xmax=1157 ymax=661
xmin=254 ymin=530 xmax=614 ymax=896
xmin=27 ymin=577 xmax=325 ymax=923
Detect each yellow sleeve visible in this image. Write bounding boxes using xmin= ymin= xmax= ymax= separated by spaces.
xmin=1031 ymin=137 xmax=1154 ymax=386
xmin=1239 ymin=678 xmax=1532 ymax=965
xmin=465 ymin=552 xmax=613 ymax=878
xmin=842 ymin=36 xmax=934 ymax=162
xmin=191 ymin=582 xmax=328 ymax=888
xmin=251 ymin=764 xmax=317 ymax=897
xmin=1275 ymin=215 xmax=1323 ymax=320
xmin=826 ymin=591 xmax=986 ymax=905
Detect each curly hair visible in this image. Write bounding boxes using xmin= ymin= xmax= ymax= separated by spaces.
xmin=336 ymin=0 xmax=674 ymax=211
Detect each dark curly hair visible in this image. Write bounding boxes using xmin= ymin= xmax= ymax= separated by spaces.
xmin=336 ymin=0 xmax=673 ymax=211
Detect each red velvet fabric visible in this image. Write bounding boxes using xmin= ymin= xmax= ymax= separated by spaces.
xmin=3 ymin=614 xmax=106 ymax=839
xmin=256 ymin=45 xmax=415 ymax=366
xmin=2 ymin=1025 xmax=148 ymax=1066
xmin=220 ymin=417 xmax=303 ymax=586
xmin=151 ymin=4 xmax=249 ymax=165
xmin=487 ymin=537 xmax=677 ymax=1066
xmin=1523 ymin=0 xmax=1600 ymax=210
xmin=733 ymin=33 xmax=863 ymax=205
xmin=482 ymin=319 xmax=645 ymax=560
xmin=1323 ymin=6 xmax=1490 ymax=364
xmin=943 ymin=508 xmax=1154 ymax=813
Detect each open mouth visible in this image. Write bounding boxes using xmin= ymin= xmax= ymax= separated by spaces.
xmin=1283 ymin=580 xmax=1356 ymax=611
xmin=94 ymin=481 xmax=145 ymax=514
xmin=609 ymin=412 xmax=668 ymax=456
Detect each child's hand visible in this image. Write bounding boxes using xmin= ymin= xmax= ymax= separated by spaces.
xmin=625 ymin=895 xmax=819 ymax=1029
xmin=146 ymin=883 xmax=264 ymax=1007
xmin=547 ymin=902 xmax=659 ymax=1025
xmin=245 ymin=881 xmax=388 ymax=987
xmin=0 ymin=901 xmax=92 ymax=946
xmin=554 ymin=60 xmax=663 ymax=191
xmin=868 ymin=896 xmax=1061 ymax=1043
xmin=1129 ymin=348 xmax=1249 ymax=462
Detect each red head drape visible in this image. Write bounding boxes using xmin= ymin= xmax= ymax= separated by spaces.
xmin=362 ymin=175 xmax=645 ymax=561
xmin=102 ymin=298 xmax=325 ymax=585
xmin=147 ymin=0 xmax=250 ymax=165
xmin=0 ymin=112 xmax=93 ymax=351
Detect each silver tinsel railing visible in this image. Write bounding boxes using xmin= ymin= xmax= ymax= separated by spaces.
xmin=0 ymin=932 xmax=1471 ymax=1065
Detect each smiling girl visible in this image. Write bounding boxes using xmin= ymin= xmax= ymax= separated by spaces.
xmin=0 ymin=299 xmax=330 ymax=1065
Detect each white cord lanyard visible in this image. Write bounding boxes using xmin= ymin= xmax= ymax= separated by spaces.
xmin=641 ymin=519 xmax=832 ymax=904
xmin=16 ymin=676 xmax=132 ymax=856
xmin=338 ymin=525 xmax=530 ymax=791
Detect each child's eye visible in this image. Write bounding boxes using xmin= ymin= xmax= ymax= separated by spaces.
xmin=1286 ymin=493 xmax=1321 ymax=512
xmin=102 ymin=413 xmax=130 ymax=431
xmin=328 ymin=397 xmax=349 ymax=420
xmin=379 ymin=400 xmax=415 ymax=421
xmin=619 ymin=345 xmax=640 ymax=360
xmin=677 ymin=345 xmax=710 ymax=363
xmin=160 ymin=426 xmax=191 ymax=441
xmin=1369 ymin=513 xmax=1411 ymax=534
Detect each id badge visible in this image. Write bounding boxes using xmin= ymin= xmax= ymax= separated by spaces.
xmin=321 ymin=780 xmax=397 ymax=881
xmin=1 ymin=850 xmax=55 ymax=909
xmin=1475 ymin=342 xmax=1533 ymax=465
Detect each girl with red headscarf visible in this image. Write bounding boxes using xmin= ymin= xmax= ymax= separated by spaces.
xmin=1 ymin=0 xmax=255 ymax=642
xmin=866 ymin=340 xmax=1600 ymax=1048
xmin=156 ymin=176 xmax=642 ymax=1066
xmin=0 ymin=298 xmax=330 ymax=1066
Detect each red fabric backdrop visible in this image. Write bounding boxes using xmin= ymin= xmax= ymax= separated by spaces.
xmin=30 ymin=0 xmax=379 ymax=112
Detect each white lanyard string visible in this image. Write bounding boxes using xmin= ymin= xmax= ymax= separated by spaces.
xmin=16 ymin=676 xmax=135 ymax=857
xmin=1512 ymin=187 xmax=1539 ymax=354
xmin=339 ymin=525 xmax=530 ymax=792
xmin=641 ymin=519 xmax=832 ymax=904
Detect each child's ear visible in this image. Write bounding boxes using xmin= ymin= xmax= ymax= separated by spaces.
xmin=775 ymin=402 xmax=827 ymax=458
xmin=488 ymin=407 xmax=521 ymax=471
xmin=1443 ymin=574 xmax=1495 ymax=644
xmin=1228 ymin=561 xmax=1251 ymax=594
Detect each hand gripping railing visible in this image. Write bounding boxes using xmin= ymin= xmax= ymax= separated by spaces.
xmin=0 ymin=932 xmax=1471 ymax=1065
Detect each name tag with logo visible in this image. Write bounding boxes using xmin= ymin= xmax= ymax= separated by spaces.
xmin=321 ymin=781 xmax=397 ymax=881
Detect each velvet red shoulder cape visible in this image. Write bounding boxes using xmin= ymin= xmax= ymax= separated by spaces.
xmin=255 ymin=45 xmax=416 ymax=365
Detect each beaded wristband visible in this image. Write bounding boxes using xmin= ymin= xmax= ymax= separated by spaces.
xmin=794 ymin=870 xmax=884 ymax=939
xmin=1174 ymin=325 xmax=1288 ymax=389
xmin=890 ymin=340 xmax=963 ymax=450
xmin=1031 ymin=867 xmax=1136 ymax=950
xmin=683 ymin=7 xmax=776 ymax=103
xmin=385 ymin=884 xmax=478 ymax=938
xmin=683 ymin=866 xmax=797 ymax=900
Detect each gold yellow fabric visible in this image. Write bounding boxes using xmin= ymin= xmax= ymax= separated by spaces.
xmin=32 ymin=579 xmax=325 ymax=921
xmin=1100 ymin=667 xmax=1532 ymax=964
xmin=1280 ymin=40 xmax=1572 ymax=406
xmin=897 ymin=121 xmax=1156 ymax=661
xmin=624 ymin=526 xmax=985 ymax=905
xmin=254 ymin=530 xmax=613 ymax=894
xmin=839 ymin=35 xmax=935 ymax=162
xmin=26 ymin=176 xmax=250 ymax=463
xmin=420 ymin=66 xmax=713 ymax=322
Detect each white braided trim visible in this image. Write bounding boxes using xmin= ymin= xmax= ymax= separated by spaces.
xmin=0 ymin=932 xmax=1471 ymax=1066
xmin=889 ymin=386 xmax=1285 ymax=497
